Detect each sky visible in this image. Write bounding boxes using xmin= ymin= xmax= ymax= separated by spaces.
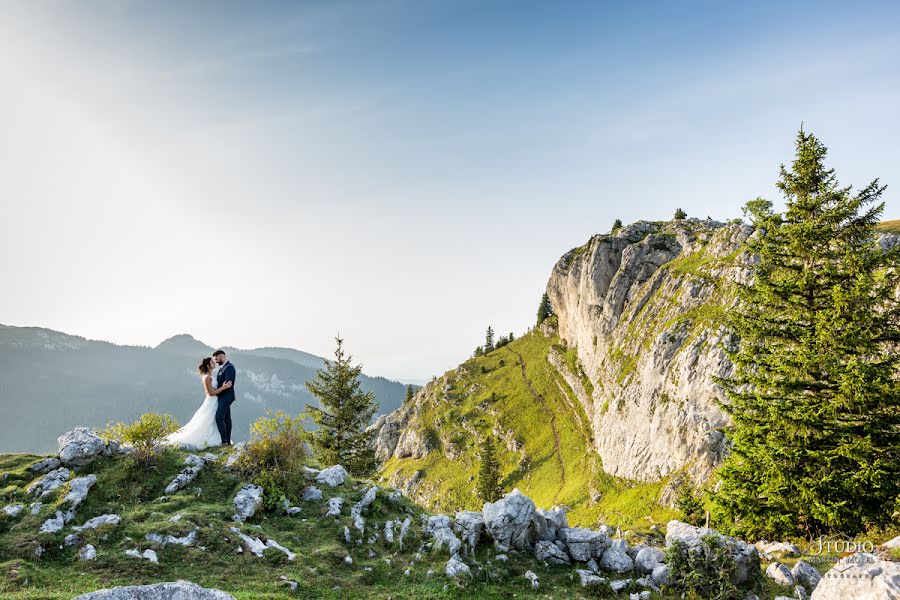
xmin=0 ymin=0 xmax=898 ymax=383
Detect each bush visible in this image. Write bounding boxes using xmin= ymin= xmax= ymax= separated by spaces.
xmin=665 ymin=535 xmax=741 ymax=600
xmin=235 ymin=411 xmax=307 ymax=508
xmin=101 ymin=413 xmax=179 ymax=466
xmin=676 ymin=484 xmax=705 ymax=526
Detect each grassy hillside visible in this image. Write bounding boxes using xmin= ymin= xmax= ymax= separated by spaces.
xmin=877 ymin=219 xmax=900 ymax=234
xmin=379 ymin=328 xmax=676 ymax=530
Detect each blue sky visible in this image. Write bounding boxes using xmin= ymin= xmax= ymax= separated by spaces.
xmin=0 ymin=0 xmax=898 ymax=381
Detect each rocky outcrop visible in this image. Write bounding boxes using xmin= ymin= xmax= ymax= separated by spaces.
xmin=811 ymin=553 xmax=900 ymax=600
xmin=665 ymin=519 xmax=760 ymax=585
xmin=232 ymin=484 xmax=263 ymax=522
xmin=72 ymin=581 xmax=234 ymax=600
xmin=58 ymin=428 xmax=121 ymax=467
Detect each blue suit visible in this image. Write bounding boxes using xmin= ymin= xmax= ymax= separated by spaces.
xmin=215 ymin=361 xmax=237 ymax=444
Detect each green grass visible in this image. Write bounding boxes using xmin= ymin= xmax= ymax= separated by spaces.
xmin=876 ymin=219 xmax=900 ymax=234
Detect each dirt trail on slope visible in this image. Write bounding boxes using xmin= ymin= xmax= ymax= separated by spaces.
xmin=505 ymin=347 xmax=566 ymax=501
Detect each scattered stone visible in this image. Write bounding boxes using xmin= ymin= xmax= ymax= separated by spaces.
xmin=30 ymin=502 xmax=43 ymax=515
xmin=223 ymin=443 xmax=247 ymax=470
xmin=58 ymin=428 xmax=121 ymax=467
xmin=586 ymin=557 xmax=600 ymax=572
xmin=169 ymin=514 xmax=184 ymax=523
xmin=524 ymin=570 xmax=539 ymax=589
xmin=165 ymin=461 xmax=205 ymax=495
xmin=33 ymin=544 xmax=45 ymax=558
xmin=350 ymin=487 xmax=377 ymax=533
xmin=534 ymin=505 xmax=569 ymax=541
xmin=495 ymin=553 xmax=508 ymax=562
xmin=757 ymin=540 xmax=802 ymax=557
xmin=766 ymin=562 xmax=796 ymax=587
xmin=651 ymin=563 xmax=671 ymax=586
xmin=432 ymin=526 xmax=463 ymax=557
xmin=791 ymin=559 xmax=822 ymax=591
xmin=232 ymin=484 xmax=264 ymax=522
xmin=325 ymin=497 xmax=344 ymax=517
xmin=561 ymin=527 xmax=609 ymax=562
xmin=71 ymin=581 xmax=235 ymax=599
xmin=665 ymin=520 xmax=760 ymax=585
xmin=534 ymin=540 xmax=571 ymax=564
xmin=79 ymin=544 xmax=97 ymax=561
xmin=73 ymin=514 xmax=121 ymax=532
xmin=27 ymin=467 xmax=71 ymax=498
xmin=601 ymin=546 xmax=634 ymax=574
xmin=40 ymin=511 xmax=68 ymax=533
xmin=398 ymin=516 xmax=412 ymax=549
xmin=384 ymin=520 xmax=395 ymax=544
xmin=64 ymin=474 xmax=98 ymax=510
xmin=576 ymin=569 xmax=604 ymax=587
xmin=265 ymin=539 xmax=297 ymax=561
xmin=610 ymin=578 xmax=632 ymax=593
xmin=795 ymin=585 xmax=809 ymax=600
xmin=634 ymin=546 xmax=664 ymax=574
xmin=30 ymin=457 xmax=62 ymax=473
xmin=482 ymin=489 xmax=536 ymax=552
xmin=445 ymin=557 xmax=471 ymax=579
xmin=343 ymin=526 xmax=352 ymax=544
xmin=65 ymin=533 xmax=83 ymax=546
xmin=315 ymin=465 xmax=348 ymax=488
xmin=3 ymin=504 xmax=24 ymax=517
xmin=302 ymin=486 xmax=323 ymax=501
xmin=344 ymin=555 xmax=353 ymax=565
xmin=453 ymin=511 xmax=484 ymax=553
xmin=146 ymin=529 xmax=198 ymax=547
xmin=387 ymin=491 xmax=402 ymax=503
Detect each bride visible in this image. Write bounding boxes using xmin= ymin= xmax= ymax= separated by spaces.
xmin=165 ymin=357 xmax=233 ymax=449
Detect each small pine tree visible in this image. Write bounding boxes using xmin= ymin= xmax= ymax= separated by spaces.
xmin=676 ymin=484 xmax=705 ymax=526
xmin=674 ymin=208 xmax=687 ymax=219
xmin=509 ymin=332 xmax=515 ymax=342
xmin=305 ymin=337 xmax=379 ymax=477
xmin=405 ymin=384 xmax=414 ymax=403
xmin=536 ymin=293 xmax=553 ymax=326
xmin=485 ymin=326 xmax=495 ymax=353
xmin=612 ymin=218 xmax=623 ymax=232
xmin=474 ymin=345 xmax=484 ymax=357
xmin=476 ymin=435 xmax=502 ymax=503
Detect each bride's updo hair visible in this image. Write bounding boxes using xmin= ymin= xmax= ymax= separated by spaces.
xmin=197 ymin=357 xmax=213 ymax=375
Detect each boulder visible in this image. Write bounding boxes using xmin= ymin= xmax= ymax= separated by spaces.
xmin=431 ymin=526 xmax=462 ymax=557
xmin=79 ymin=544 xmax=97 ymax=561
xmin=576 ymin=569 xmax=605 ymax=587
xmin=665 ymin=520 xmax=760 ymax=585
xmin=40 ymin=511 xmax=69 ymax=533
xmin=766 ymin=562 xmax=796 ymax=587
xmin=58 ymin=428 xmax=117 ymax=467
xmin=634 ymin=546 xmax=664 ymax=574
xmin=27 ymin=467 xmax=70 ymax=498
xmin=223 ymin=443 xmax=246 ymax=470
xmin=600 ymin=547 xmax=634 ymax=574
xmin=482 ymin=489 xmax=536 ymax=552
xmin=232 ymin=484 xmax=263 ymax=522
xmin=561 ymin=527 xmax=609 ymax=562
xmin=524 ymin=570 xmax=539 ymax=589
xmin=398 ymin=516 xmax=412 ymax=549
xmin=810 ymin=554 xmax=900 ymax=600
xmin=424 ymin=515 xmax=452 ymax=533
xmin=30 ymin=457 xmax=62 ymax=473
xmin=302 ymin=486 xmax=323 ymax=501
xmin=791 ymin=559 xmax=822 ymax=591
xmin=534 ymin=540 xmax=570 ymax=565
xmin=444 ymin=557 xmax=471 ymax=579
xmin=315 ymin=465 xmax=348 ymax=488
xmin=30 ymin=502 xmax=43 ymax=515
xmin=882 ymin=535 xmax=900 ymax=550
xmin=64 ymin=474 xmax=98 ymax=510
xmin=534 ymin=506 xmax=569 ymax=541
xmin=757 ymin=540 xmax=802 ymax=557
xmin=3 ymin=504 xmax=24 ymax=517
xmin=325 ymin=497 xmax=343 ymax=517
xmin=73 ymin=514 xmax=121 ymax=532
xmin=651 ymin=563 xmax=671 ymax=586
xmin=72 ymin=581 xmax=234 ymax=599
xmin=453 ymin=511 xmax=484 ymax=552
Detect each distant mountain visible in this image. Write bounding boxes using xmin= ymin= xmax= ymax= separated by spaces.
xmin=0 ymin=324 xmax=410 ymax=453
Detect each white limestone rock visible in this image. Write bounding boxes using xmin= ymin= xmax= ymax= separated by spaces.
xmin=73 ymin=514 xmax=122 ymax=532
xmin=232 ymin=484 xmax=264 ymax=522
xmin=634 ymin=546 xmax=664 ymax=574
xmin=40 ymin=511 xmax=68 ymax=533
xmin=810 ymin=553 xmax=900 ymax=599
xmin=524 ymin=570 xmax=539 ymax=589
xmin=665 ymin=520 xmax=760 ymax=585
xmin=576 ymin=569 xmax=605 ymax=587
xmin=302 ymin=486 xmax=323 ymax=501
xmin=146 ymin=529 xmax=198 ymax=547
xmin=444 ymin=557 xmax=471 ymax=579
xmin=142 ymin=549 xmax=158 ymax=563
xmin=27 ymin=467 xmax=71 ymax=498
xmin=600 ymin=547 xmax=634 ymax=574
xmin=534 ymin=540 xmax=571 ymax=565
xmin=58 ymin=428 xmax=119 ymax=467
xmin=79 ymin=544 xmax=97 ymax=561
xmin=534 ymin=505 xmax=568 ymax=541
xmin=561 ymin=527 xmax=610 ymax=562
xmin=30 ymin=502 xmax=43 ymax=515
xmin=325 ymin=497 xmax=343 ymax=517
xmin=766 ymin=562 xmax=796 ymax=587
xmin=30 ymin=457 xmax=62 ymax=473
xmin=791 ymin=559 xmax=822 ymax=591
xmin=72 ymin=581 xmax=234 ymax=599
xmin=453 ymin=511 xmax=484 ymax=553
xmin=482 ymin=489 xmax=536 ymax=552
xmin=757 ymin=540 xmax=802 ymax=557
xmin=315 ymin=465 xmax=348 ymax=488
xmin=3 ymin=504 xmax=24 ymax=517
xmin=64 ymin=474 xmax=97 ymax=510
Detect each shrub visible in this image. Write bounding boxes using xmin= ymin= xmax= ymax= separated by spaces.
xmin=235 ymin=411 xmax=307 ymax=508
xmin=665 ymin=535 xmax=741 ymax=600
xmin=101 ymin=413 xmax=179 ymax=466
xmin=676 ymin=484 xmax=705 ymax=526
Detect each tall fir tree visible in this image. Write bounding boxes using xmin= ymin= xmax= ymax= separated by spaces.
xmin=476 ymin=435 xmax=502 ymax=503
xmin=305 ymin=337 xmax=379 ymax=477
xmin=536 ymin=292 xmax=553 ymax=326
xmin=485 ymin=326 xmax=495 ymax=353
xmin=405 ymin=384 xmax=415 ymax=403
xmin=713 ymin=130 xmax=900 ymax=539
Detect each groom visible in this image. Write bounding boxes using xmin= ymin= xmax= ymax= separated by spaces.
xmin=213 ymin=350 xmax=237 ymax=445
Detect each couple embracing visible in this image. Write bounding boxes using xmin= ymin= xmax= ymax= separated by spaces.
xmin=166 ymin=350 xmax=237 ymax=449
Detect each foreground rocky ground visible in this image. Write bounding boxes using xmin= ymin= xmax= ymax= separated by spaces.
xmin=1 ymin=428 xmax=899 ymax=599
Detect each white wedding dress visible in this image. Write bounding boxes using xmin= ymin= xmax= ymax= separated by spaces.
xmin=165 ymin=374 xmax=221 ymax=449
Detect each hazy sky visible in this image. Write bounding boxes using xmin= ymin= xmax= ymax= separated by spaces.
xmin=1 ymin=1 xmax=898 ymax=382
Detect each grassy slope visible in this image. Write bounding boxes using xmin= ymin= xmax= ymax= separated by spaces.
xmin=379 ymin=331 xmax=676 ymax=530
xmin=877 ymin=219 xmax=900 ymax=234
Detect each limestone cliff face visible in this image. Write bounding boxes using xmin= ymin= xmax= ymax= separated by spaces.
xmin=546 ymin=219 xmax=754 ymax=487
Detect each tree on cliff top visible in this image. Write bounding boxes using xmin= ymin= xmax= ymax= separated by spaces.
xmin=537 ymin=292 xmax=553 ymax=326
xmin=713 ymin=130 xmax=900 ymax=538
xmin=305 ymin=337 xmax=378 ymax=477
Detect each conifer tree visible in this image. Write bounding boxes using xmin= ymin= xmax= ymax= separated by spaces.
xmin=674 ymin=208 xmax=687 ymax=219
xmin=476 ymin=435 xmax=502 ymax=503
xmin=536 ymin=293 xmax=553 ymax=326
xmin=612 ymin=218 xmax=623 ymax=232
xmin=305 ymin=337 xmax=379 ymax=477
xmin=473 ymin=345 xmax=484 ymax=357
xmin=485 ymin=326 xmax=495 ymax=353
xmin=405 ymin=384 xmax=414 ymax=403
xmin=713 ymin=130 xmax=900 ymax=538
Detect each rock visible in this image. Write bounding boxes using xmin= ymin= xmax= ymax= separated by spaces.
xmin=431 ymin=526 xmax=462 ymax=557
xmin=387 ymin=491 xmax=402 ymax=503
xmin=350 ymin=487 xmax=377 ymax=533
xmin=586 ymin=558 xmax=599 ymax=572
xmin=72 ymin=581 xmax=235 ymax=599
xmin=40 ymin=511 xmax=67 ymax=533
xmin=524 ymin=570 xmax=539 ymax=589
xmin=344 ymin=555 xmax=353 ymax=564
xmin=286 ymin=507 xmax=302 ymax=516
xmin=232 ymin=484 xmax=263 ymax=522
xmin=30 ymin=502 xmax=43 ymax=515
xmin=561 ymin=527 xmax=609 ymax=562
xmin=315 ymin=465 xmax=348 ymax=488
xmin=635 ymin=576 xmax=658 ymax=592
xmin=30 ymin=457 xmax=62 ymax=473
xmin=64 ymin=534 xmax=83 ymax=546
xmin=482 ymin=489 xmax=537 ymax=552
xmin=79 ymin=544 xmax=97 ymax=560
xmin=142 ymin=549 xmax=158 ymax=563
xmin=882 ymin=535 xmax=900 ymax=550
xmin=634 ymin=546 xmax=664 ymax=574
xmin=264 ymin=539 xmax=297 ymax=561
xmin=27 ymin=467 xmax=71 ymax=497
xmin=534 ymin=540 xmax=571 ymax=565
xmin=165 ymin=464 xmax=204 ymax=495
xmin=125 ymin=548 xmax=142 ymax=558
xmin=326 ymin=497 xmax=343 ymax=517
xmin=230 ymin=528 xmax=267 ymax=557
xmin=453 ymin=511 xmax=484 ymax=553
xmin=73 ymin=514 xmax=121 ymax=532
xmin=651 ymin=564 xmax=671 ymax=586
xmin=223 ymin=442 xmax=246 ymax=470
xmin=302 ymin=486 xmax=323 ymax=501
xmin=146 ymin=529 xmax=198 ymax=547
xmin=3 ymin=504 xmax=24 ymax=517
xmin=58 ymin=428 xmax=117 ymax=467
xmin=665 ymin=520 xmax=760 ymax=585
xmin=600 ymin=547 xmax=634 ymax=574
xmin=424 ymin=514 xmax=452 ymax=533
xmin=495 ymin=553 xmax=508 ymax=562
xmin=791 ymin=560 xmax=822 ymax=591
xmin=170 ymin=514 xmax=183 ymax=523
xmin=610 ymin=579 xmax=632 ymax=593
xmin=810 ymin=553 xmax=900 ymax=599
xmin=64 ymin=474 xmax=98 ymax=510
xmin=444 ymin=557 xmax=471 ymax=579
xmin=384 ymin=521 xmax=394 ymax=544
xmin=534 ymin=505 xmax=568 ymax=541
xmin=576 ymin=569 xmax=605 ymax=587
xmin=795 ymin=585 xmax=809 ymax=600
xmin=398 ymin=516 xmax=412 ymax=549
xmin=757 ymin=540 xmax=802 ymax=557
xmin=766 ymin=562 xmax=796 ymax=587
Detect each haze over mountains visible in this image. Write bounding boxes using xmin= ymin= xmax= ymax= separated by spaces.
xmin=0 ymin=324 xmax=409 ymax=453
